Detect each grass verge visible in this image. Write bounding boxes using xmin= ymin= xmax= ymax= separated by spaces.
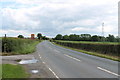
xmin=0 ymin=64 xmax=2 ymax=79
xmin=53 ymin=42 xmax=119 ymax=61
xmin=14 ymin=41 xmax=40 ymax=54
xmin=1 ymin=64 xmax=29 ymax=78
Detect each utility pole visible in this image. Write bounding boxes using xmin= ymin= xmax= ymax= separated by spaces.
xmin=5 ymin=34 xmax=6 ymax=38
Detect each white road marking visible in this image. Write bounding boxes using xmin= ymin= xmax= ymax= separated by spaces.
xmin=37 ymin=53 xmax=60 ymax=79
xmin=54 ymin=50 xmax=60 ymax=53
xmin=51 ymin=43 xmax=54 ymax=45
xmin=64 ymin=54 xmax=81 ymax=62
xmin=43 ymin=62 xmax=46 ymax=64
xmin=97 ymin=67 xmax=120 ymax=77
xmin=48 ymin=47 xmax=52 ymax=49
xmin=48 ymin=67 xmax=59 ymax=79
xmin=38 ymin=54 xmax=42 ymax=58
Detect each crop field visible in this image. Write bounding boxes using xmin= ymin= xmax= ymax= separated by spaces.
xmin=56 ymin=40 xmax=119 ymax=45
xmin=2 ymin=37 xmax=40 ymax=55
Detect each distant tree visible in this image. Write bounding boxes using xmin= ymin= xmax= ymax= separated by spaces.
xmin=80 ymin=34 xmax=91 ymax=41
xmin=115 ymin=36 xmax=120 ymax=42
xmin=54 ymin=33 xmax=119 ymax=42
xmin=63 ymin=35 xmax=69 ymax=40
xmin=55 ymin=34 xmax=63 ymax=40
xmin=42 ymin=36 xmax=46 ymax=40
xmin=106 ymin=34 xmax=115 ymax=42
xmin=37 ymin=33 xmax=42 ymax=40
xmin=69 ymin=34 xmax=80 ymax=41
xmin=42 ymin=36 xmax=49 ymax=40
xmin=97 ymin=36 xmax=106 ymax=42
xmin=91 ymin=35 xmax=99 ymax=41
xmin=18 ymin=35 xmax=24 ymax=38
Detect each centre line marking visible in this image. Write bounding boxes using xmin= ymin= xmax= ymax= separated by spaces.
xmin=38 ymin=54 xmax=42 ymax=58
xmin=54 ymin=50 xmax=60 ymax=53
xmin=43 ymin=62 xmax=46 ymax=64
xmin=97 ymin=67 xmax=120 ymax=77
xmin=64 ymin=54 xmax=81 ymax=62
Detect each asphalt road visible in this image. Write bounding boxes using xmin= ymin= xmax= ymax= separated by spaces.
xmin=36 ymin=41 xmax=119 ymax=78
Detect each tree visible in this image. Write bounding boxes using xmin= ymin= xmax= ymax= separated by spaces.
xmin=98 ymin=36 xmax=106 ymax=42
xmin=115 ymin=36 xmax=120 ymax=42
xmin=18 ymin=35 xmax=24 ymax=38
xmin=91 ymin=35 xmax=99 ymax=41
xmin=37 ymin=33 xmax=42 ymax=40
xmin=69 ymin=34 xmax=80 ymax=41
xmin=106 ymin=34 xmax=115 ymax=42
xmin=80 ymin=34 xmax=91 ymax=41
xmin=63 ymin=35 xmax=69 ymax=40
xmin=55 ymin=34 xmax=63 ymax=40
xmin=42 ymin=36 xmax=49 ymax=40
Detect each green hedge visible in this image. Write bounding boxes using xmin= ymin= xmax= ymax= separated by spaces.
xmin=2 ymin=38 xmax=39 ymax=54
xmin=54 ymin=41 xmax=119 ymax=56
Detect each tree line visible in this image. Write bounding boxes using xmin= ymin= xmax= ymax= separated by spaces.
xmin=17 ymin=33 xmax=49 ymax=40
xmin=54 ymin=34 xmax=120 ymax=42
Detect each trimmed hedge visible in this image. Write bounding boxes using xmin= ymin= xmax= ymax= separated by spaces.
xmin=54 ymin=41 xmax=119 ymax=56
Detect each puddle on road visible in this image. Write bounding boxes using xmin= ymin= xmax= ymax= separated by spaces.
xmin=31 ymin=70 xmax=39 ymax=74
xmin=19 ymin=59 xmax=38 ymax=64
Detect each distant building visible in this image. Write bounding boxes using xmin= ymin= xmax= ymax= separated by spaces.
xmin=31 ymin=34 xmax=35 ymax=39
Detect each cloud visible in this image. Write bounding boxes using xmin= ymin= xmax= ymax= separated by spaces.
xmin=72 ymin=25 xmax=116 ymax=33
xmin=1 ymin=0 xmax=119 ymax=37
xmin=0 ymin=29 xmax=30 ymax=37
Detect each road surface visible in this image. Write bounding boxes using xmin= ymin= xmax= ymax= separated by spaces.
xmin=36 ymin=41 xmax=119 ymax=78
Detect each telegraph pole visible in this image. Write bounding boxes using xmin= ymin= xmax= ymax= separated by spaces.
xmin=5 ymin=34 xmax=6 ymax=38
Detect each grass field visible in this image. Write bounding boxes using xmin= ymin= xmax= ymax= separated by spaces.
xmin=0 ymin=64 xmax=1 ymax=79
xmin=2 ymin=64 xmax=29 ymax=78
xmin=53 ymin=42 xmax=119 ymax=61
xmin=56 ymin=40 xmax=119 ymax=45
xmin=2 ymin=38 xmax=40 ymax=55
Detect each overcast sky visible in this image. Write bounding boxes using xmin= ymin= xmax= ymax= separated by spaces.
xmin=0 ymin=0 xmax=119 ymax=38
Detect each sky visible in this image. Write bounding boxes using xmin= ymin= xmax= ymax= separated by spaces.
xmin=0 ymin=0 xmax=119 ymax=38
